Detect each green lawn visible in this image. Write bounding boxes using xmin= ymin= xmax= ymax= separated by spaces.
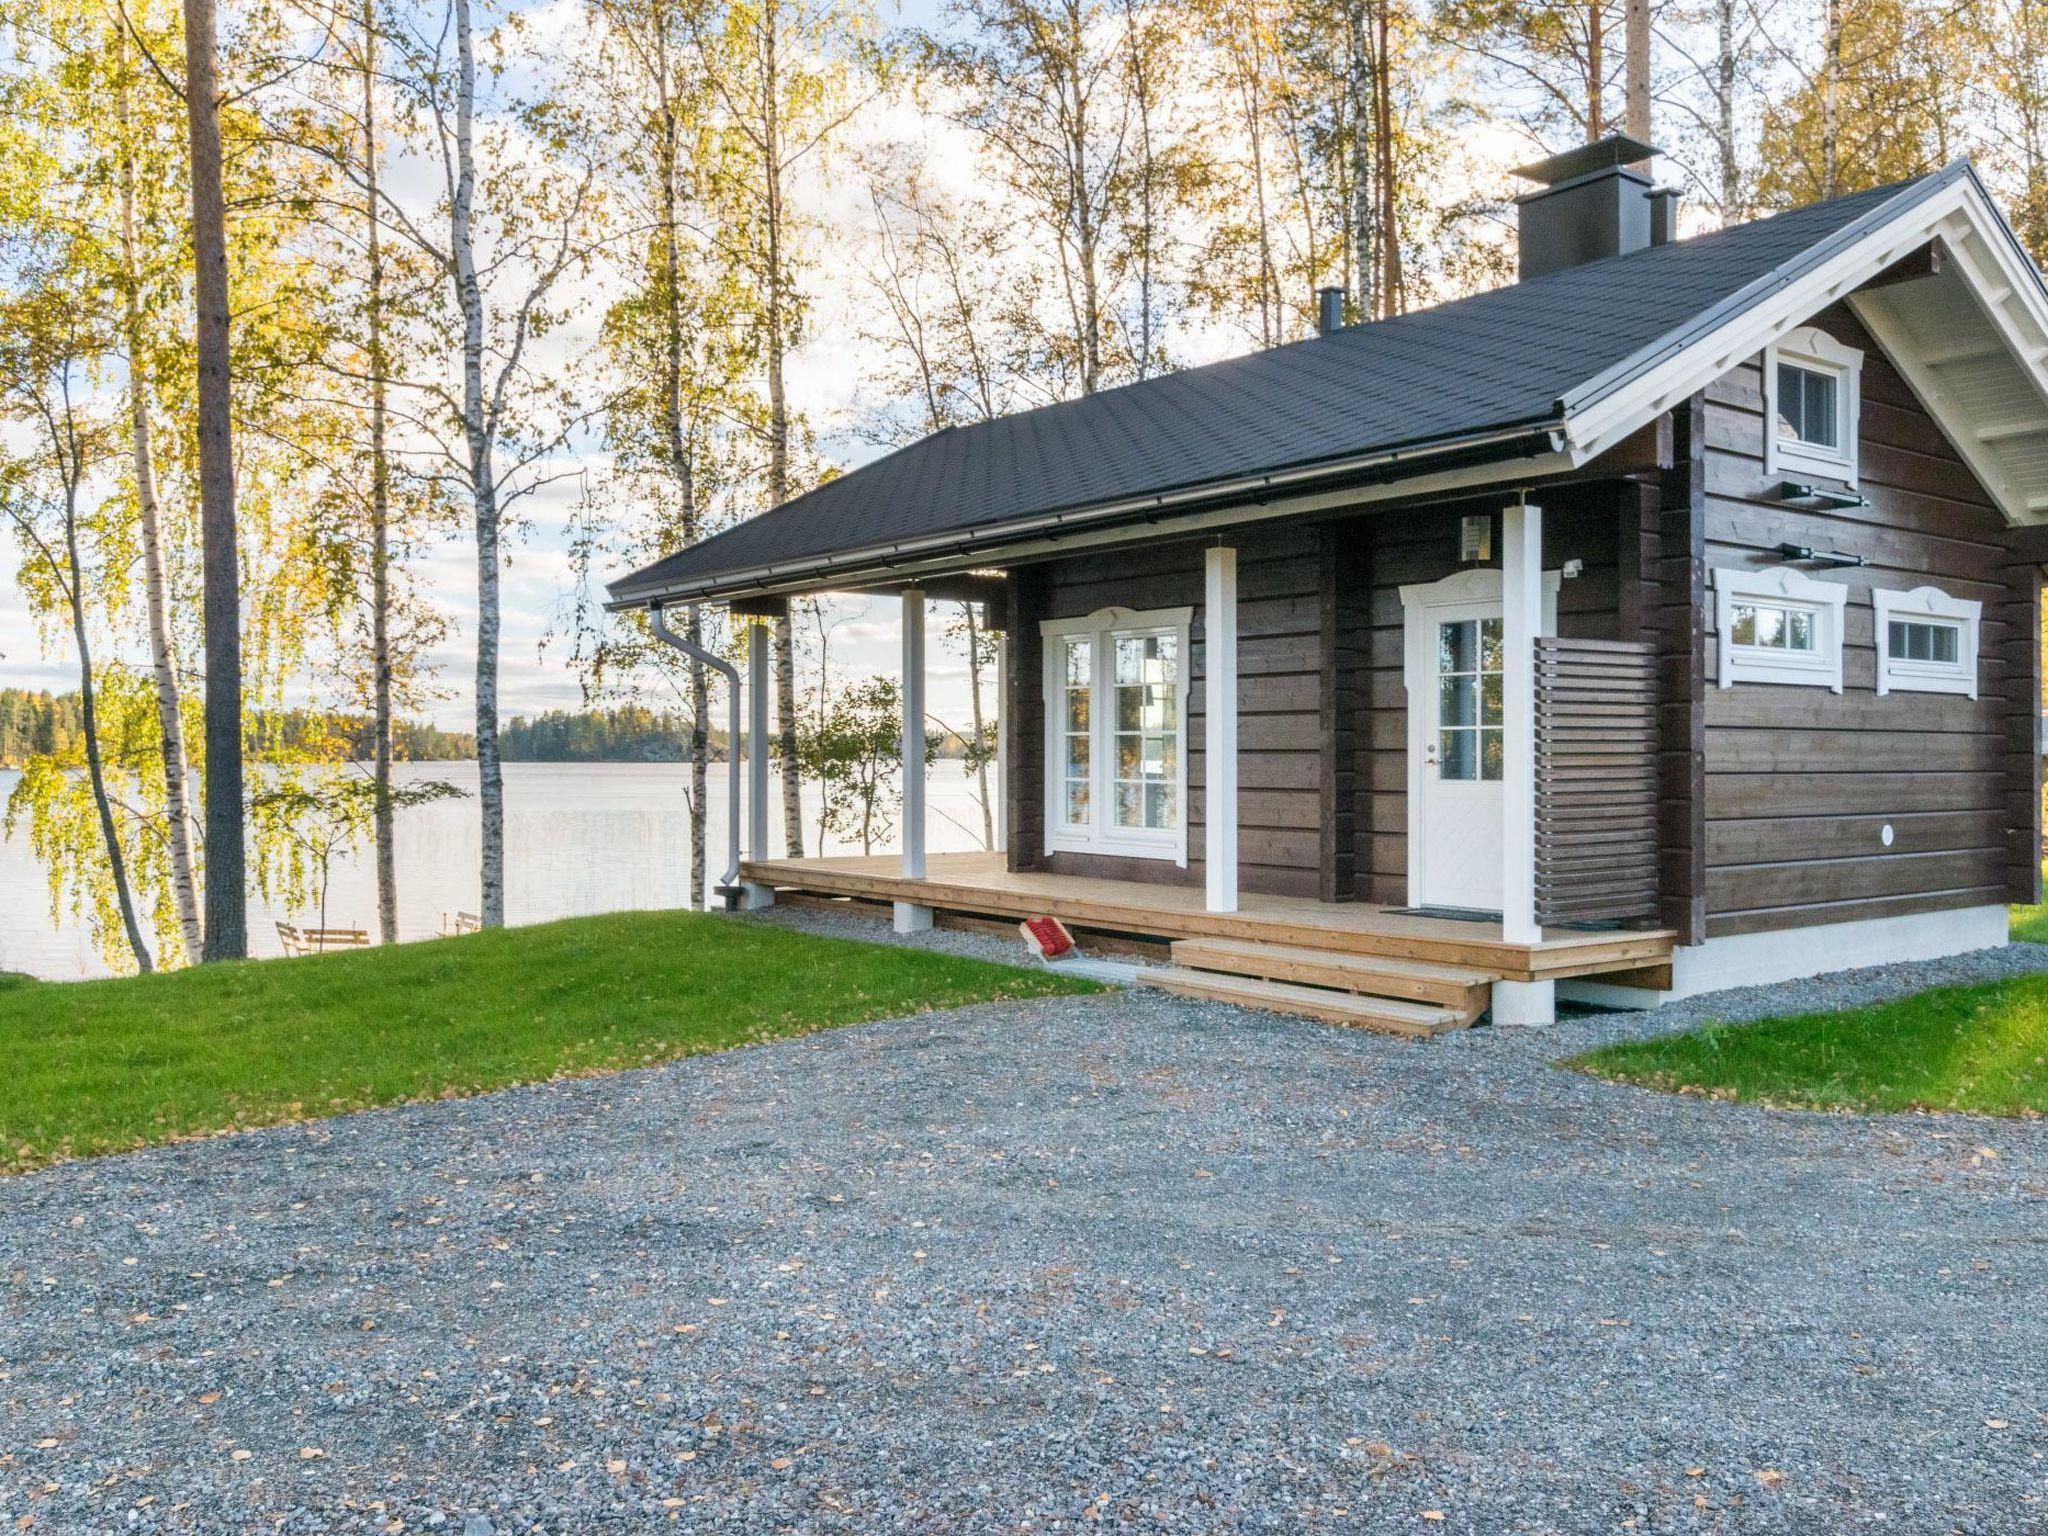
xmin=1569 ymin=887 xmax=2048 ymax=1116
xmin=0 ymin=911 xmax=1096 ymax=1174
xmin=1569 ymin=975 xmax=2048 ymax=1115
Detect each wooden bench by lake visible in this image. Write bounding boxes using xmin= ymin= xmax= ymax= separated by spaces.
xmin=275 ymin=921 xmax=370 ymax=957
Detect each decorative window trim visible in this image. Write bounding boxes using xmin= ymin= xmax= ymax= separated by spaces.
xmin=1874 ymin=584 xmax=1980 ymax=698
xmin=1711 ymin=565 xmax=1847 ymax=693
xmin=1040 ymin=604 xmax=1192 ymax=864
xmin=1764 ymin=325 xmax=1862 ymax=486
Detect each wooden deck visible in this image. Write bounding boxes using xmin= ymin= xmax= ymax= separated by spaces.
xmin=740 ymin=853 xmax=1674 ymax=984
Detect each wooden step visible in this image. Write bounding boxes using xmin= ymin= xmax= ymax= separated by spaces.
xmin=1140 ymin=969 xmax=1469 ymax=1038
xmin=1170 ymin=938 xmax=1494 ymax=1018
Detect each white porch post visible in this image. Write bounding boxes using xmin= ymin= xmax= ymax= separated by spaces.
xmin=1204 ymin=546 xmax=1238 ymax=914
xmin=994 ymin=628 xmax=1009 ymax=854
xmin=895 ymin=588 xmax=933 ymax=933
xmin=1496 ymin=501 xmax=1554 ymax=1025
xmin=741 ymin=620 xmax=774 ymax=909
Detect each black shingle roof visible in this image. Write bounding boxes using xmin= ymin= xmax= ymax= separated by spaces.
xmin=610 ymin=173 xmax=1944 ymax=605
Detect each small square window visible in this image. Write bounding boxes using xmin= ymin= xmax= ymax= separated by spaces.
xmin=1714 ymin=567 xmax=1846 ymax=692
xmin=1765 ymin=327 xmax=1860 ymax=485
xmin=1777 ymin=362 xmax=1839 ymax=450
xmin=1730 ymin=601 xmax=1818 ymax=653
xmin=1875 ymin=586 xmax=1979 ymax=698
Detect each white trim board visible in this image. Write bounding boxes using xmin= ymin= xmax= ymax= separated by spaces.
xmin=1560 ymin=904 xmax=2010 ymax=1007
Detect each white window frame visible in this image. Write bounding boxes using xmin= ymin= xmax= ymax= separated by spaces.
xmin=1040 ymin=604 xmax=1192 ymax=864
xmin=1712 ymin=565 xmax=1847 ymax=693
xmin=1874 ymin=584 xmax=1980 ymax=699
xmin=1764 ymin=325 xmax=1862 ymax=486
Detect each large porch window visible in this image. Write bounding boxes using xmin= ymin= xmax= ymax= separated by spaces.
xmin=1041 ymin=605 xmax=1192 ymax=863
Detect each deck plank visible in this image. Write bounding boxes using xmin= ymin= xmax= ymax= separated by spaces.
xmin=741 ymin=852 xmax=1674 ymax=982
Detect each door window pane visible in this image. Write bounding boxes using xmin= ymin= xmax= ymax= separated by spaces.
xmin=1436 ymin=617 xmax=1505 ymax=783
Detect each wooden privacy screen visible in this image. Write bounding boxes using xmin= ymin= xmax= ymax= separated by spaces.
xmin=1533 ymin=637 xmax=1661 ymax=926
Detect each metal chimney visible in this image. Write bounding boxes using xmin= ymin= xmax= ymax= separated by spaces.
xmin=1316 ymin=286 xmax=1345 ymax=336
xmin=1512 ymin=134 xmax=1663 ymax=280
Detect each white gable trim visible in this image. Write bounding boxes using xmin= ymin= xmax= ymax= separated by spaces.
xmin=1558 ymin=166 xmax=2048 ymax=526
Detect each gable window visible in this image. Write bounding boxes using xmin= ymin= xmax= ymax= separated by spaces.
xmin=1042 ymin=605 xmax=1191 ymax=862
xmin=1764 ymin=326 xmax=1862 ymax=485
xmin=1712 ymin=565 xmax=1846 ymax=692
xmin=1874 ymin=585 xmax=1980 ymax=698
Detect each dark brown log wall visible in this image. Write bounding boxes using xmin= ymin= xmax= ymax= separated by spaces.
xmin=1700 ymin=302 xmax=2031 ymax=937
xmin=1006 ymin=526 xmax=1331 ymax=898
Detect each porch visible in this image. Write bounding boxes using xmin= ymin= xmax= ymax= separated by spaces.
xmin=740 ymin=851 xmax=1676 ymax=989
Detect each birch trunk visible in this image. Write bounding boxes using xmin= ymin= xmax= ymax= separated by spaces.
xmin=363 ymin=0 xmax=398 ymax=944
xmin=61 ymin=481 xmax=153 ymax=973
xmin=1119 ymin=0 xmax=1156 ymax=379
xmin=656 ymin=62 xmax=709 ymax=906
xmin=759 ymin=0 xmax=804 ymax=856
xmin=451 ymin=0 xmax=506 ymax=926
xmin=1063 ymin=1 xmax=1103 ymax=392
xmin=1716 ymin=0 xmax=1739 ymax=221
xmin=182 ymin=0 xmax=247 ymax=961
xmin=1373 ymin=4 xmax=1400 ymax=314
xmin=117 ymin=60 xmax=203 ymax=961
xmin=1586 ymin=0 xmax=1604 ymax=139
xmin=1345 ymin=0 xmax=1374 ymax=321
xmin=1820 ymin=0 xmax=1842 ymax=198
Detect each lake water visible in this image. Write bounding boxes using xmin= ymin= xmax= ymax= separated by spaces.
xmin=0 ymin=760 xmax=995 ymax=980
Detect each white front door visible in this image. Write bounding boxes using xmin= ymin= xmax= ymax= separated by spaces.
xmin=1419 ymin=602 xmax=1506 ymax=911
xmin=1399 ymin=567 xmax=1559 ymax=915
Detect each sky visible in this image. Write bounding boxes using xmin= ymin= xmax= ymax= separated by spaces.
xmin=0 ymin=0 xmax=992 ymax=734
xmin=0 ymin=0 xmax=1537 ymax=740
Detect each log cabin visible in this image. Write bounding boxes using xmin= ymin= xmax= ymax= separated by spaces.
xmin=606 ymin=137 xmax=2048 ymax=1032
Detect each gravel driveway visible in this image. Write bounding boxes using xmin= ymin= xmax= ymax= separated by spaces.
xmin=4 ymin=934 xmax=2046 ymax=1534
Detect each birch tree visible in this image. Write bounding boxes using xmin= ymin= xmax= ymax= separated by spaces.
xmin=0 ymin=266 xmax=155 ymax=973
xmin=389 ymin=0 xmax=596 ymax=927
xmin=113 ymin=27 xmax=203 ymax=956
xmin=566 ymin=0 xmax=766 ymax=908
xmin=697 ymin=0 xmax=871 ymax=857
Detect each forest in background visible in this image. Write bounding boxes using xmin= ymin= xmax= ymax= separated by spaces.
xmin=6 ymin=0 xmax=2047 ymax=972
xmin=0 ymin=690 xmax=744 ymax=764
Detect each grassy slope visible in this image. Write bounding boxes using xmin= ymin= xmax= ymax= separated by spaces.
xmin=0 ymin=911 xmax=1095 ymax=1174
xmin=1570 ymin=892 xmax=2048 ymax=1116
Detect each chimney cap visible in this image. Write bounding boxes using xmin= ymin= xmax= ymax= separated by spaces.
xmin=1512 ymin=134 xmax=1661 ymax=188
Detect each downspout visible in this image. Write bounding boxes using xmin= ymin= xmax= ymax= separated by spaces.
xmin=648 ymin=603 xmax=742 ymax=893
